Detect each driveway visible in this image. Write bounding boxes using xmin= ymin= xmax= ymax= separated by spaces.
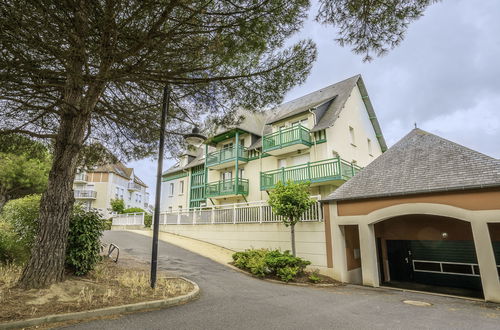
xmin=66 ymin=231 xmax=500 ymax=330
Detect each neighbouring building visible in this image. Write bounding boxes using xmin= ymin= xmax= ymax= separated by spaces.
xmin=161 ymin=74 xmax=387 ymax=212
xmin=73 ymin=162 xmax=149 ymax=216
xmin=322 ymin=128 xmax=500 ymax=302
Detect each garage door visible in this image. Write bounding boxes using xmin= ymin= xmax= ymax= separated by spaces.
xmin=387 ymin=240 xmax=482 ymax=291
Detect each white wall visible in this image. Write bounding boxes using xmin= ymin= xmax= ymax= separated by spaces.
xmin=159 ymin=222 xmax=328 ymax=268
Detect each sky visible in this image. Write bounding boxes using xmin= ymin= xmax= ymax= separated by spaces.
xmin=131 ymin=0 xmax=500 ymax=203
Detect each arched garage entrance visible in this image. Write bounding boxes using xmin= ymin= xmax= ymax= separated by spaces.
xmin=374 ymin=214 xmax=483 ymax=298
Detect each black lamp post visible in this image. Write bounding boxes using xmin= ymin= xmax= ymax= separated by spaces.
xmin=151 ymin=84 xmax=169 ymax=289
xmin=150 ymin=85 xmax=206 ymax=288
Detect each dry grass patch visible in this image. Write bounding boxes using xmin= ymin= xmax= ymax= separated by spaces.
xmin=0 ymin=258 xmax=194 ymax=324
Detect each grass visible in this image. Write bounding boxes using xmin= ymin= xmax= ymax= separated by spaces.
xmin=0 ymin=258 xmax=194 ymax=324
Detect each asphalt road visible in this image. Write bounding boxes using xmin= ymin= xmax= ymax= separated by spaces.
xmin=65 ymin=231 xmax=500 ymax=330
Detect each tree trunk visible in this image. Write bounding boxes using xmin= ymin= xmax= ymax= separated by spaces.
xmin=291 ymin=223 xmax=296 ymax=257
xmin=18 ymin=113 xmax=90 ymax=289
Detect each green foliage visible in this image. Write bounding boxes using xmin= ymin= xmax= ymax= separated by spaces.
xmin=268 ymin=180 xmax=315 ymax=227
xmin=316 ymin=0 xmax=440 ymax=61
xmin=144 ymin=214 xmax=152 ymax=228
xmin=1 ymin=195 xmax=106 ymax=273
xmin=232 ymin=249 xmax=310 ymax=282
xmin=1 ymin=194 xmax=41 ymax=249
xmin=0 ymin=221 xmax=30 ymax=264
xmin=66 ymin=206 xmax=106 ymax=276
xmin=123 ymin=207 xmax=145 ymax=213
xmin=277 ymin=266 xmax=299 ymax=282
xmin=110 ymin=199 xmax=125 ymax=214
xmin=308 ymin=270 xmax=321 ymax=284
xmin=0 ymin=135 xmax=50 ymax=211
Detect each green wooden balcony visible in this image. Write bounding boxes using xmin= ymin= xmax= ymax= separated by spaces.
xmin=262 ymin=124 xmax=312 ymax=155
xmin=206 ymin=178 xmax=249 ymax=198
xmin=260 ymin=157 xmax=362 ymax=190
xmin=206 ymin=145 xmax=248 ymax=169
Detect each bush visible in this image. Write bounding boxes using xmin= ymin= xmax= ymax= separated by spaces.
xmin=144 ymin=214 xmax=152 ymax=228
xmin=0 ymin=221 xmax=30 ymax=264
xmin=110 ymin=198 xmax=125 ymax=213
xmin=308 ymin=270 xmax=321 ymax=283
xmin=66 ymin=206 xmax=107 ymax=276
xmin=232 ymin=249 xmax=310 ymax=282
xmin=123 ymin=207 xmax=145 ymax=213
xmin=1 ymin=194 xmax=41 ymax=249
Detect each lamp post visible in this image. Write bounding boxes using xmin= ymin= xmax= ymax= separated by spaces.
xmin=151 ymin=84 xmax=169 ymax=289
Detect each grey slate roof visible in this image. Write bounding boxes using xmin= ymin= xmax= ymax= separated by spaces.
xmin=324 ymin=129 xmax=500 ymax=201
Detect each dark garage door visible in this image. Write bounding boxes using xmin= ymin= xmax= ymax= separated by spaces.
xmin=387 ymin=240 xmax=483 ymax=291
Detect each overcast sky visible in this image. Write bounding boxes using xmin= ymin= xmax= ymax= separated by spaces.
xmin=131 ymin=0 xmax=500 ymax=203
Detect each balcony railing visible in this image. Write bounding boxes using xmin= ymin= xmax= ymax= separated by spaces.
xmin=74 ymin=173 xmax=88 ymax=182
xmin=206 ymin=178 xmax=249 ymax=198
xmin=128 ymin=182 xmax=141 ymax=191
xmin=262 ymin=124 xmax=312 ymax=153
xmin=74 ymin=190 xmax=97 ymax=199
xmin=206 ymin=145 xmax=248 ymax=167
xmin=260 ymin=157 xmax=362 ymax=190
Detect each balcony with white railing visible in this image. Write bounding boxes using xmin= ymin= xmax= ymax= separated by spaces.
xmin=74 ymin=173 xmax=88 ymax=183
xmin=128 ymin=182 xmax=142 ymax=191
xmin=74 ymin=189 xmax=97 ymax=199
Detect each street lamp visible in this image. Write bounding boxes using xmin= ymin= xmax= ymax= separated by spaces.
xmin=151 ymin=84 xmax=169 ymax=289
xmin=184 ymin=126 xmax=206 ymax=147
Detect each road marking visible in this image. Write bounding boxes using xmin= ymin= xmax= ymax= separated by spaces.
xmin=403 ymin=300 xmax=432 ymax=307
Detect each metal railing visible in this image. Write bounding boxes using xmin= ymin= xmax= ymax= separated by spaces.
xmin=262 ymin=124 xmax=312 ymax=152
xmin=111 ymin=212 xmax=145 ymax=226
xmin=156 ymin=199 xmax=323 ymax=225
xmin=128 ymin=182 xmax=142 ymax=191
xmin=206 ymin=178 xmax=249 ymax=197
xmin=74 ymin=189 xmax=97 ymax=199
xmin=74 ymin=173 xmax=88 ymax=182
xmin=206 ymin=145 xmax=249 ymax=167
xmin=260 ymin=157 xmax=362 ymax=190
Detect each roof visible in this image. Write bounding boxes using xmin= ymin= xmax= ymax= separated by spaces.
xmin=209 ymin=110 xmax=267 ymax=142
xmin=265 ymin=74 xmax=387 ymax=151
xmin=324 ymin=129 xmax=500 ymax=202
xmin=91 ymin=162 xmax=148 ymax=187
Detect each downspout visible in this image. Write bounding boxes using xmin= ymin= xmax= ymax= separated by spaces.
xmin=309 ymin=108 xmax=318 ymax=161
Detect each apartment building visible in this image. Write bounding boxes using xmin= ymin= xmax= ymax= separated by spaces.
xmin=73 ymin=162 xmax=149 ymax=216
xmin=161 ymin=75 xmax=387 ymax=212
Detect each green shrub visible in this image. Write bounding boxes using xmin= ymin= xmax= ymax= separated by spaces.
xmin=144 ymin=214 xmax=152 ymax=228
xmin=232 ymin=249 xmax=311 ymax=282
xmin=123 ymin=207 xmax=145 ymax=213
xmin=0 ymin=221 xmax=30 ymax=264
xmin=110 ymin=198 xmax=125 ymax=213
xmin=308 ymin=270 xmax=321 ymax=283
xmin=1 ymin=194 xmax=41 ymax=249
xmin=66 ymin=206 xmax=107 ymax=276
xmin=277 ymin=266 xmax=299 ymax=282
xmin=104 ymin=218 xmax=113 ymax=230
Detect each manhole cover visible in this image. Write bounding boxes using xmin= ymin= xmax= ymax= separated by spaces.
xmin=403 ymin=300 xmax=432 ymax=307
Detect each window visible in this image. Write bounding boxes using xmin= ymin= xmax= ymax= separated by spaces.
xmin=238 ymin=168 xmax=244 ymax=178
xmin=168 ymin=206 xmax=172 ymax=213
xmin=291 ymin=118 xmax=308 ymax=127
xmin=239 ymin=139 xmax=245 ymax=147
xmin=169 ymin=183 xmax=174 ymax=196
xmin=179 ymin=181 xmax=184 ymax=194
xmin=220 ymin=171 xmax=232 ymax=181
xmin=222 ymin=142 xmax=233 ymax=150
xmin=349 ymin=126 xmax=356 ymax=145
xmin=367 ymin=138 xmax=373 ymax=155
xmin=178 ymin=205 xmax=183 ymax=212
xmin=115 ymin=187 xmax=120 ymax=199
xmin=120 ymin=188 xmax=124 ymax=199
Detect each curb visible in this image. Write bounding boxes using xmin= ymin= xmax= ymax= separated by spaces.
xmin=0 ymin=277 xmax=200 ymax=330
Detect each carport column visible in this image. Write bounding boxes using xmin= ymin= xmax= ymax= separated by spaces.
xmin=331 ymin=223 xmax=348 ymax=282
xmin=359 ymin=223 xmax=380 ymax=287
xmin=471 ymin=221 xmax=500 ymax=303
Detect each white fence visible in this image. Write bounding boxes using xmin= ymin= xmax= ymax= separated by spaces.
xmin=157 ymin=201 xmax=323 ymax=225
xmin=112 ymin=212 xmax=145 ymax=226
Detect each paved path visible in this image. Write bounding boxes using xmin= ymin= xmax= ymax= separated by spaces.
xmin=66 ymin=231 xmax=500 ymax=330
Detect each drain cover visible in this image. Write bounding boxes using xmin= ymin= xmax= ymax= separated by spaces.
xmin=403 ymin=300 xmax=432 ymax=307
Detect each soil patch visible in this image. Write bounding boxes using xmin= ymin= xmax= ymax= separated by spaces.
xmin=0 ymin=256 xmax=194 ymax=324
